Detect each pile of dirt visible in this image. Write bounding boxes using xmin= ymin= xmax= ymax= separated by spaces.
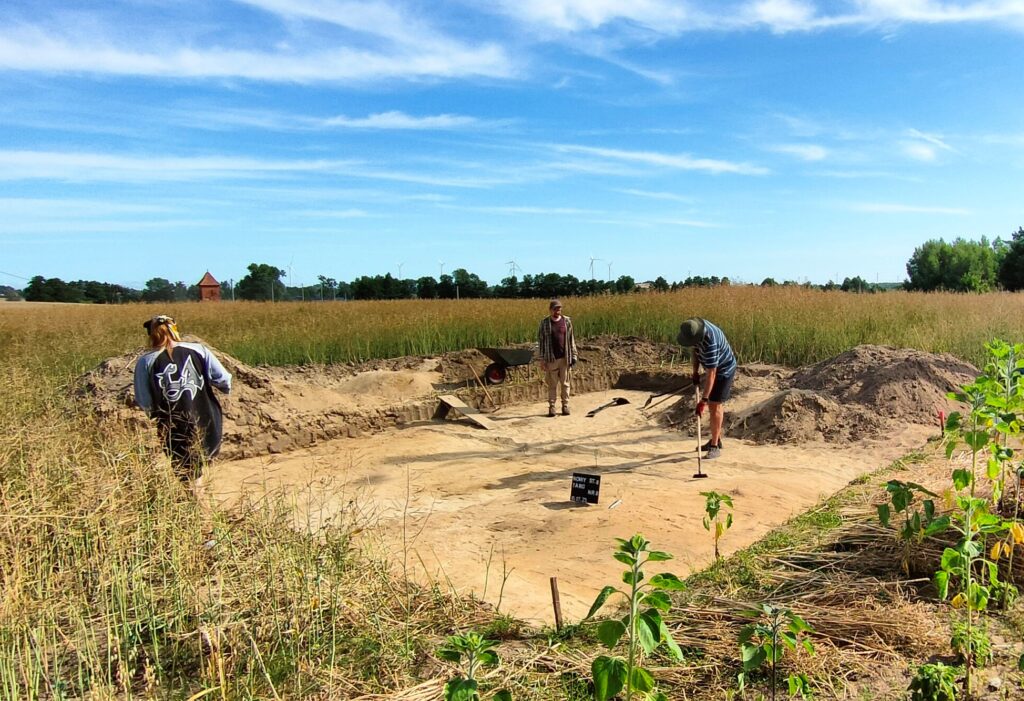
xmin=727 ymin=345 xmax=977 ymax=445
xmin=790 ymin=345 xmax=977 ymax=424
xmin=727 ymin=389 xmax=887 ymax=444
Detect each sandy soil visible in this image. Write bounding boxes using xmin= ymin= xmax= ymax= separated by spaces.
xmin=206 ymin=386 xmax=935 ymax=625
xmin=80 ymin=339 xmax=977 ymax=625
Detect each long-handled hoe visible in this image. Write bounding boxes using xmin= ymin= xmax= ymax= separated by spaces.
xmin=693 ymin=384 xmax=708 ymax=480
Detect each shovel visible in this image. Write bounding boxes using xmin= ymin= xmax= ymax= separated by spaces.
xmin=586 ymin=397 xmax=631 ymax=417
xmin=641 ymin=380 xmax=694 ymax=412
xmin=693 ymin=385 xmax=708 ymax=479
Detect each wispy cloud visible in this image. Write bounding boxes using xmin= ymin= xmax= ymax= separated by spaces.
xmin=769 ymin=143 xmax=829 ymax=161
xmin=900 ymin=141 xmax=940 ymax=162
xmin=850 ymin=202 xmax=970 ymax=215
xmin=438 ymin=203 xmax=599 ymax=216
xmin=0 ymin=1 xmax=514 ymax=83
xmin=0 ymin=149 xmax=512 ymax=188
xmin=617 ymin=188 xmax=694 ymax=203
xmin=175 ymin=108 xmax=488 ymax=132
xmin=555 ymin=144 xmax=769 ymax=175
xmin=494 ymin=0 xmax=1024 ymax=34
xmin=0 ymin=197 xmax=172 ymax=216
xmin=0 ymin=150 xmax=350 ymax=181
xmin=296 ymin=208 xmax=373 ymax=218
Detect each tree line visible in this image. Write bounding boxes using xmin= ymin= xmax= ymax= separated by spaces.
xmin=905 ymin=228 xmax=1024 ymax=292
xmin=9 ymin=226 xmax=1022 ymax=303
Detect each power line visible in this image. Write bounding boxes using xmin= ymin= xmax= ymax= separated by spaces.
xmin=0 ymin=270 xmax=30 ymax=281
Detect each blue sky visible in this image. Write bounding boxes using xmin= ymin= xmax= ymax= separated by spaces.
xmin=2 ymin=0 xmax=1023 ymax=290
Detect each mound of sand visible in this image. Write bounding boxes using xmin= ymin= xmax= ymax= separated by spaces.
xmin=790 ymin=345 xmax=977 ymax=424
xmin=727 ymin=389 xmax=887 ymax=444
xmin=726 ymin=345 xmax=977 ymax=445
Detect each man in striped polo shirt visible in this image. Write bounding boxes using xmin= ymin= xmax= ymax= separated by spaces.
xmin=677 ymin=318 xmax=737 ymax=459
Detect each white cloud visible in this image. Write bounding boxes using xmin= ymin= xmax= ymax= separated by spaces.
xmin=905 ymin=128 xmax=957 ymax=153
xmin=901 ymin=141 xmax=939 ymax=162
xmin=745 ymin=0 xmax=819 ymax=32
xmin=0 ymin=150 xmax=349 ymax=181
xmin=495 ymin=0 xmax=1024 ymax=34
xmin=0 ymin=198 xmax=171 ymax=216
xmin=850 ymin=202 xmax=970 ymax=215
xmin=0 ymin=15 xmax=513 ymax=82
xmin=853 ymin=0 xmax=1024 ymax=24
xmin=322 ymin=111 xmax=480 ymax=129
xmin=439 ymin=204 xmax=599 ymax=215
xmin=297 ymin=208 xmax=373 ymax=218
xmin=555 ymin=144 xmax=769 ymax=175
xmin=0 ymin=150 xmax=507 ymax=188
xmin=618 ymin=188 xmax=694 ymax=202
xmin=178 ymin=108 xmax=485 ymax=131
xmin=495 ymin=0 xmax=692 ymax=33
xmin=769 ymin=143 xmax=829 ymax=161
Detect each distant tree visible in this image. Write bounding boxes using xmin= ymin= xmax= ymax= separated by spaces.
xmin=760 ymin=277 xmax=778 ymax=287
xmin=416 ymin=275 xmax=439 ymax=299
xmin=236 ymin=263 xmax=286 ymax=301
xmin=997 ymin=227 xmax=1024 ymax=291
xmin=614 ymin=275 xmax=635 ymax=293
xmin=491 ymin=275 xmax=519 ymax=299
xmin=23 ymin=276 xmax=83 ymax=302
xmin=905 ymin=237 xmax=1002 ymax=292
xmin=452 ymin=268 xmax=488 ymax=298
xmin=317 ymin=275 xmax=338 ymax=300
xmin=351 ymin=275 xmax=381 ymax=300
xmin=841 ymin=276 xmax=870 ymax=293
xmin=0 ymin=284 xmax=22 ymax=301
xmin=652 ymin=276 xmax=670 ymax=292
xmin=141 ymin=278 xmax=175 ymax=303
xmin=437 ymin=274 xmax=457 ymax=299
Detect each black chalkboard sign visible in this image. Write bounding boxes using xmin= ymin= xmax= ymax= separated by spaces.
xmin=571 ymin=473 xmax=601 ymax=505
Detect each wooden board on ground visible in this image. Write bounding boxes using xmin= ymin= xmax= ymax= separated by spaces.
xmin=437 ymin=394 xmax=496 ymax=430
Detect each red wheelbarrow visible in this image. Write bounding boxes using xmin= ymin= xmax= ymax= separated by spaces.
xmin=476 ymin=347 xmax=535 ymax=385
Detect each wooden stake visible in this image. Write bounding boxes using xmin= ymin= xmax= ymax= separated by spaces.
xmin=549 ymin=576 xmax=563 ymax=631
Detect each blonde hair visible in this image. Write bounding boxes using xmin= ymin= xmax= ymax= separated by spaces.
xmin=149 ymin=323 xmax=176 ymax=353
xmin=146 ymin=316 xmax=180 ymax=356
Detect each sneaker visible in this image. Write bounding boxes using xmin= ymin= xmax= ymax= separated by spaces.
xmin=547 ymin=407 xmax=556 ymax=418
xmin=705 ymin=446 xmax=722 ymax=460
xmin=701 ymin=439 xmax=723 ymax=451
xmin=562 ymin=406 xmax=571 ymax=416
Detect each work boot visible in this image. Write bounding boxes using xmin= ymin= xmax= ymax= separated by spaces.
xmin=701 ymin=439 xmax=723 ymax=451
xmin=562 ymin=406 xmax=571 ymax=416
xmin=705 ymin=445 xmax=722 ymax=460
xmin=548 ymin=406 xmax=556 ymax=418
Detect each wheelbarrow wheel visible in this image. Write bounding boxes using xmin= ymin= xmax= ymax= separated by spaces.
xmin=483 ymin=362 xmax=507 ymax=385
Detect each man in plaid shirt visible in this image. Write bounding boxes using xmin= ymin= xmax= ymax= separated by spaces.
xmin=537 ymin=299 xmax=578 ymax=417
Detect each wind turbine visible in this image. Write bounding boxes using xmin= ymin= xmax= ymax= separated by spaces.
xmin=397 ymin=262 xmax=405 ymax=279
xmin=588 ymin=255 xmax=603 ymax=280
xmin=438 ymin=261 xmax=445 ymax=278
xmin=606 ymin=261 xmax=613 ymax=281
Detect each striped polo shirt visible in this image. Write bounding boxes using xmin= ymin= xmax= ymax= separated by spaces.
xmin=695 ymin=320 xmax=737 ymax=378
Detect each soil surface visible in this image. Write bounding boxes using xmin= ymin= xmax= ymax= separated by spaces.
xmin=80 ymin=340 xmax=979 ymax=624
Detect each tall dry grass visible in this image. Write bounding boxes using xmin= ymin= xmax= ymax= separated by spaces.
xmin=2 ymin=289 xmax=1022 ymax=698
xmin=3 ymin=288 xmax=1023 ymax=377
xmin=0 ymin=363 xmax=493 ymax=699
